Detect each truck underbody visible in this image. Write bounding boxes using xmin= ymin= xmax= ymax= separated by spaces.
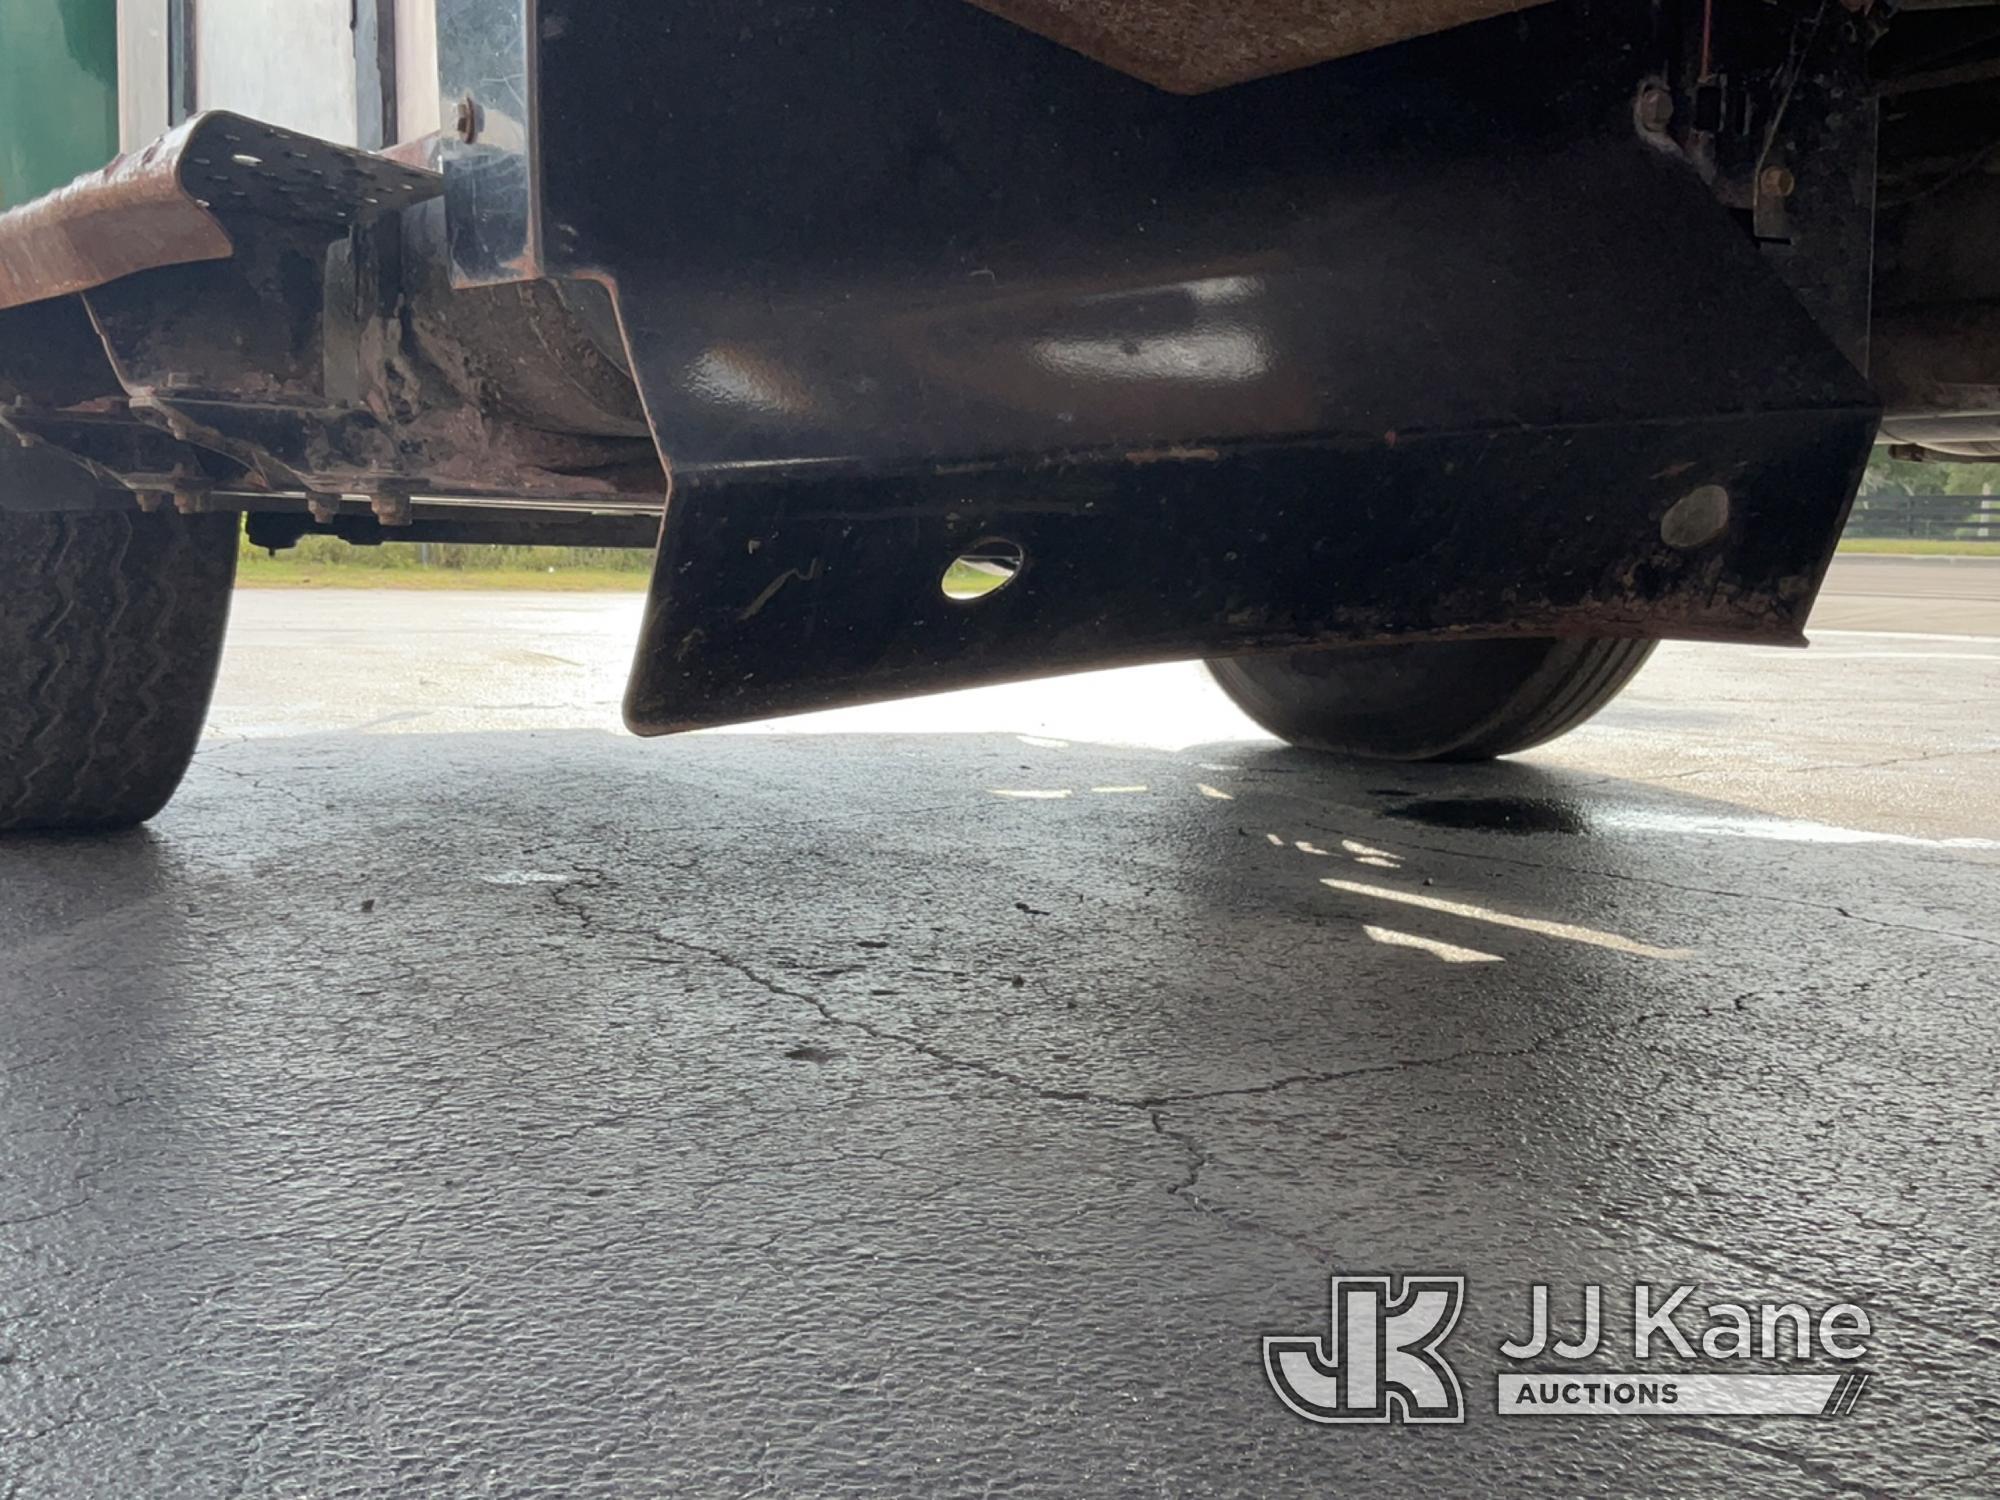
xmin=0 ymin=0 xmax=1990 ymax=826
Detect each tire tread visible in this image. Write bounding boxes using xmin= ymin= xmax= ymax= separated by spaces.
xmin=0 ymin=509 xmax=237 ymax=832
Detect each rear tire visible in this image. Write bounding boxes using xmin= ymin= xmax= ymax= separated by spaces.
xmin=1206 ymin=637 xmax=1655 ymax=761
xmin=0 ymin=508 xmax=238 ymax=832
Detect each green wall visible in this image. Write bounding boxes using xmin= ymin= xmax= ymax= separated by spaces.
xmin=0 ymin=0 xmax=119 ymax=209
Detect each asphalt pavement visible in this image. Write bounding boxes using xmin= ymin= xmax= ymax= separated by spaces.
xmin=0 ymin=554 xmax=1995 ymax=1497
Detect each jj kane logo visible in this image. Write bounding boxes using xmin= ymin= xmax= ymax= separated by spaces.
xmin=1264 ymin=1274 xmax=1467 ymax=1424
xmin=1267 ymin=1276 xmax=1873 ymax=1424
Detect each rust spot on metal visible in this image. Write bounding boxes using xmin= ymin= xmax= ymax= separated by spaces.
xmin=0 ymin=122 xmax=233 ymax=312
xmin=0 ymin=111 xmax=441 ymax=314
xmin=962 ymin=0 xmax=1545 ymax=93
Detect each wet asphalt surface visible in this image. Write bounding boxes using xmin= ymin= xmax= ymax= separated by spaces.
xmin=2 ymin=562 xmax=1998 ymax=1497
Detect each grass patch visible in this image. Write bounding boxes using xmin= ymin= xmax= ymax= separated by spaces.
xmin=1836 ymin=538 xmax=2000 ymax=557
xmin=236 ymin=531 xmax=650 ymax=590
xmin=237 ymin=554 xmax=647 ymax=591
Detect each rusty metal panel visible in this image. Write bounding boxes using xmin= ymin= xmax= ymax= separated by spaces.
xmin=0 ymin=124 xmax=229 ymax=311
xmin=0 ymin=111 xmax=440 ymax=312
xmin=964 ymin=0 xmax=1542 ymax=92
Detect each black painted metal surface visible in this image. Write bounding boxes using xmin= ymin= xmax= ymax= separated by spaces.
xmin=626 ymin=410 xmax=1871 ymax=731
xmin=427 ymin=0 xmax=1875 ymax=729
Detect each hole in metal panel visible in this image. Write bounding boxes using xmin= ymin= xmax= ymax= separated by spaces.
xmin=940 ymin=538 xmax=1025 ymax=601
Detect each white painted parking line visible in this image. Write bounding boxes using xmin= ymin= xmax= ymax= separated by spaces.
xmin=1323 ymin=879 xmax=1693 ymax=959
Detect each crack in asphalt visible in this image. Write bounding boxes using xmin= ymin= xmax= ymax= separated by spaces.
xmin=191 ymin=759 xmax=328 ymax=816
xmin=560 ymin=877 xmax=1745 ymax=1260
xmin=521 ymin=848 xmax=1795 ymax=1264
xmin=425 ymin=824 xmax=1981 ymax=1500
xmin=646 ymin=935 xmax=1136 ymax=1112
